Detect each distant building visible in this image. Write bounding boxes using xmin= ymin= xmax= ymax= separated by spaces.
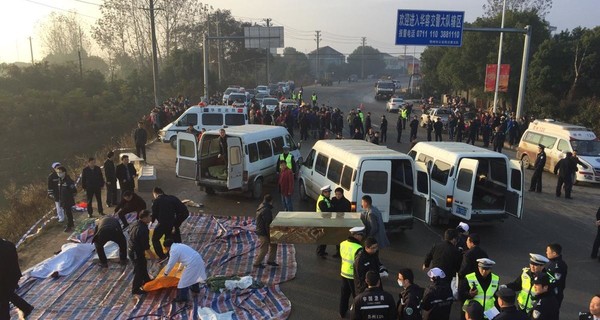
xmin=307 ymin=46 xmax=345 ymax=78
xmin=381 ymin=53 xmax=403 ymax=71
xmin=398 ymin=54 xmax=420 ymax=74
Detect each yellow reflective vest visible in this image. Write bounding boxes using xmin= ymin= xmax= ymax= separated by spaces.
xmin=464 ymin=272 xmax=499 ymax=313
xmin=340 ymin=239 xmax=362 ymax=279
xmin=316 ymin=194 xmax=331 ymax=212
xmin=279 ymin=153 xmax=293 ymax=170
xmin=516 ymin=268 xmax=556 ymax=313
xmin=401 ymin=109 xmax=408 ymax=119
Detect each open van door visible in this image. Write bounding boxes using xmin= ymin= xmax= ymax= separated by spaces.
xmin=227 ymin=137 xmax=243 ymax=189
xmin=452 ymin=158 xmax=478 ymax=220
xmin=176 ymin=133 xmax=199 ymax=180
xmin=356 ymin=160 xmax=391 ymax=223
xmin=412 ymin=161 xmax=431 ymax=224
xmin=506 ymin=159 xmax=524 ymax=219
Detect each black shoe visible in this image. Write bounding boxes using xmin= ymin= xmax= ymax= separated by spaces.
xmin=173 ymin=297 xmax=188 ymax=303
xmin=64 ymin=226 xmax=73 ymax=233
xmin=528 ymin=189 xmax=535 ymax=192
xmin=565 ymin=196 xmax=573 ymax=199
xmin=88 ymin=213 xmax=93 ymax=218
xmin=99 ymin=212 xmax=106 ymax=216
xmin=318 ymin=254 xmax=327 ymax=259
xmin=132 ymin=288 xmax=146 ymax=295
xmin=267 ymin=261 xmax=279 ymax=267
xmin=98 ymin=262 xmax=108 ymax=268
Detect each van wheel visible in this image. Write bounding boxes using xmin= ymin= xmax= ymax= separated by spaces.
xmin=170 ymin=137 xmax=177 ymax=149
xmin=205 ymin=186 xmax=215 ymax=195
xmin=252 ymin=179 xmax=263 ymax=199
xmin=299 ymin=181 xmax=308 ymax=201
xmin=521 ymin=155 xmax=531 ymax=169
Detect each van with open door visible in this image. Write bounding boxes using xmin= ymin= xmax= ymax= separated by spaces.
xmin=176 ymin=125 xmax=301 ymax=198
xmin=298 ymin=140 xmax=430 ymax=230
xmin=408 ymin=142 xmax=523 ymax=225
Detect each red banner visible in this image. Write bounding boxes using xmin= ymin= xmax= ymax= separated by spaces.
xmin=485 ymin=64 xmax=510 ymax=92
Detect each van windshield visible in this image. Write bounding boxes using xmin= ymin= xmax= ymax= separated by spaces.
xmin=571 ymin=140 xmax=600 ymax=156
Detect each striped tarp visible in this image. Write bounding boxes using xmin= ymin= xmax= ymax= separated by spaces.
xmin=12 ymin=214 xmax=295 ymax=319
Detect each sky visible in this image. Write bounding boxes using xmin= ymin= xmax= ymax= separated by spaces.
xmin=0 ymin=0 xmax=598 ymax=63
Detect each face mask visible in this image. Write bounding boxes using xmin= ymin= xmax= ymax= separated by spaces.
xmin=58 ymin=172 xmax=66 ymax=178
xmin=397 ymin=280 xmax=404 ymax=287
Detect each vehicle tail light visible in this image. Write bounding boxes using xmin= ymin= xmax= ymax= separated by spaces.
xmin=237 ymin=108 xmax=243 ymax=113
xmin=446 ymin=196 xmax=453 ymax=207
xmin=351 ymin=202 xmax=357 ymax=212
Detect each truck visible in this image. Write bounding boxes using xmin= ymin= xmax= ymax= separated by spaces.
xmin=374 ymin=81 xmax=395 ymax=101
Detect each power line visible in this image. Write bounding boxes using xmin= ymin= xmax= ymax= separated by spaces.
xmin=72 ymin=0 xmax=101 ymax=6
xmin=22 ymin=0 xmax=97 ymax=19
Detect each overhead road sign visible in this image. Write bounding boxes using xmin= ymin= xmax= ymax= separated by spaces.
xmin=244 ymin=26 xmax=284 ymax=49
xmin=395 ymin=9 xmax=465 ymax=47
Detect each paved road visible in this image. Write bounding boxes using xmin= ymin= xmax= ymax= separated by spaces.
xmin=146 ymin=81 xmax=600 ymax=319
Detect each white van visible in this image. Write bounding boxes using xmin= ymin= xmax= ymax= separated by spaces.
xmin=517 ymin=119 xmax=600 ymax=184
xmin=159 ymin=106 xmax=248 ymax=147
xmin=408 ymin=142 xmax=523 ymax=224
xmin=298 ymin=140 xmax=431 ymax=230
xmin=176 ymin=125 xmax=301 ymax=198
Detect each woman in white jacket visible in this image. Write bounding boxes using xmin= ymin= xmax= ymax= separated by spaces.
xmin=162 ymin=239 xmax=207 ymax=302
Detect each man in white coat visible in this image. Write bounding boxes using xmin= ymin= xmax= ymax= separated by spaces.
xmin=162 ymin=239 xmax=207 ymax=303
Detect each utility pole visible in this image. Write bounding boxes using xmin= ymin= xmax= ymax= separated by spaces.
xmin=265 ymin=18 xmax=272 ymax=84
xmin=216 ymin=16 xmax=223 ymax=84
xmin=361 ymin=37 xmax=366 ymax=79
xmin=492 ymin=0 xmax=507 ymax=114
xmin=149 ymin=0 xmax=160 ymax=107
xmin=403 ymin=45 xmax=407 ymax=74
xmin=78 ymin=26 xmax=83 ymax=78
xmin=28 ymin=37 xmax=34 ymax=65
xmin=315 ymin=30 xmax=321 ymax=80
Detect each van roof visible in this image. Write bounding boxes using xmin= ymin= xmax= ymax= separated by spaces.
xmin=411 ymin=142 xmax=508 ymax=161
xmin=312 ymin=140 xmax=410 ymax=165
xmin=205 ymin=124 xmax=288 ymax=136
xmin=186 ymin=106 xmax=247 ymax=113
xmin=528 ymin=119 xmax=597 ymax=140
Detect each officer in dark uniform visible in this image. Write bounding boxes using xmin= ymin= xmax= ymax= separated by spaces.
xmin=397 ymin=268 xmax=424 ymax=320
xmin=545 ymin=243 xmax=568 ymax=308
xmin=353 ymin=237 xmax=388 ymax=295
xmin=92 ymin=216 xmax=128 ymax=268
xmin=316 ymin=185 xmax=334 ymax=258
xmin=578 ymin=294 xmax=600 ymax=320
xmin=494 ymin=287 xmax=528 ymax=320
xmin=420 ymin=268 xmax=454 ymax=320
xmin=530 ymin=273 xmax=559 ymax=320
xmin=351 ymin=271 xmax=397 ymax=320
xmin=128 ymin=210 xmax=152 ymax=295
xmin=529 ymin=144 xmax=546 ymax=192
xmin=554 ymin=152 xmax=576 ymax=198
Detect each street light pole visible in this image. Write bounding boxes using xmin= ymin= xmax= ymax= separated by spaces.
xmin=149 ymin=0 xmax=160 ymax=107
xmin=492 ymin=0 xmax=507 ymax=114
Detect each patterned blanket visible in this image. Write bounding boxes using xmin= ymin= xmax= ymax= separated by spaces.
xmin=13 ymin=214 xmax=295 ymax=319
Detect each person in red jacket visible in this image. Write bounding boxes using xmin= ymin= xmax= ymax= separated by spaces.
xmin=278 ymin=160 xmax=294 ymax=211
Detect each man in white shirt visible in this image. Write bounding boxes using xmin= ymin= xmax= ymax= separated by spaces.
xmin=162 ymin=239 xmax=207 ymax=303
xmin=579 ymin=294 xmax=600 ymax=320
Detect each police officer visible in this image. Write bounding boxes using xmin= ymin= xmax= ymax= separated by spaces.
xmin=351 ymin=271 xmax=397 ymax=320
xmin=92 ymin=216 xmax=128 ymax=268
xmin=276 ymin=145 xmax=297 ymax=174
xmin=128 ymin=210 xmax=152 ymax=295
xmin=397 ymin=268 xmax=424 ymax=320
xmin=459 ymin=258 xmax=499 ymax=317
xmin=396 ymin=114 xmax=403 ymax=143
xmin=578 ymin=294 xmax=600 ymax=320
xmin=554 ymin=152 xmax=576 ymax=198
xmin=505 ymin=253 xmax=555 ymax=314
xmin=529 ymin=144 xmax=546 ymax=192
xmin=494 ymin=287 xmax=528 ymax=320
xmin=316 ymin=185 xmax=334 ymax=258
xmin=530 ymin=273 xmax=559 ymax=320
xmin=463 ymin=301 xmax=484 ymax=320
xmin=339 ymin=226 xmax=365 ymax=318
xmin=545 ymin=243 xmax=568 ymax=308
xmin=354 ymin=237 xmax=388 ymax=295
xmin=421 ymin=268 xmax=453 ymax=320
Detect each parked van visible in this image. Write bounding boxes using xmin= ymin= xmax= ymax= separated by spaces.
xmin=298 ymin=140 xmax=431 ymax=230
xmin=176 ymin=125 xmax=301 ymax=198
xmin=517 ymin=119 xmax=600 ymax=184
xmin=159 ymin=106 xmax=248 ymax=147
xmin=408 ymin=142 xmax=523 ymax=224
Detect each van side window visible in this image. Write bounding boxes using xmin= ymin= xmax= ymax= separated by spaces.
xmin=203 ymin=114 xmax=223 ymax=125
xmin=257 ymin=140 xmax=273 ymax=159
xmin=248 ymin=143 xmax=259 ymax=163
xmin=230 ymin=146 xmax=242 ymax=165
xmin=225 ymin=114 xmax=245 ymax=126
xmin=315 ymin=154 xmax=329 ymax=176
xmin=456 ymin=168 xmax=473 ymax=192
xmin=511 ymin=169 xmax=522 ymax=191
xmin=431 ymin=160 xmax=452 ymax=185
xmin=523 ymin=132 xmax=542 ymax=144
xmin=403 ymin=162 xmax=413 ymax=187
xmin=557 ymin=139 xmax=570 ymax=152
xmin=180 ymin=114 xmax=198 ymax=126
xmin=408 ymin=150 xmax=417 ymax=160
xmin=272 ymin=136 xmax=284 ymax=155
xmin=179 ymin=139 xmax=196 ymax=158
xmin=362 ymin=171 xmax=388 ymax=194
xmin=417 ymin=153 xmax=434 ymax=164
xmin=327 ymin=159 xmax=344 ymax=185
xmin=539 ymin=136 xmax=557 ymax=148
xmin=304 ymin=150 xmax=315 ymax=169
xmin=341 ymin=166 xmax=354 ymax=190
xmin=285 ymin=135 xmax=299 ymax=151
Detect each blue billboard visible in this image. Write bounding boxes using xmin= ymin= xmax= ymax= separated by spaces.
xmin=395 ymin=9 xmax=465 ymax=47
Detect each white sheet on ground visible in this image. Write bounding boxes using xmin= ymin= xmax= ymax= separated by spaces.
xmin=197 ymin=307 xmax=234 ymax=320
xmin=91 ymin=231 xmax=130 ymax=260
xmin=224 ymin=276 xmax=253 ymax=291
xmin=29 ymin=243 xmax=95 ymax=278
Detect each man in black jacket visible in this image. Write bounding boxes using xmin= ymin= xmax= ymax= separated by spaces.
xmin=379 ymin=115 xmax=387 ymax=143
xmin=128 ymin=210 xmax=152 ymax=295
xmin=82 ymin=157 xmax=105 ymax=218
xmin=493 ymin=287 xmax=528 ymax=320
xmin=93 ymin=216 xmax=127 ymax=268
xmin=253 ymin=194 xmax=278 ymax=268
xmin=150 ymin=187 xmax=188 ymax=259
xmin=591 ymin=206 xmax=600 ymax=261
xmin=554 ymin=152 xmax=576 ymax=198
xmin=354 ymin=237 xmax=388 ymax=295
xmin=421 ymin=268 xmax=453 ymax=320
xmin=458 ymin=233 xmax=488 ymax=279
xmin=529 ymin=145 xmax=546 ymax=192
xmin=530 ymin=273 xmax=559 ymax=320
xmin=423 ymin=229 xmax=461 ymax=282
xmin=545 ymin=243 xmax=568 ymax=308
xmin=116 ymin=155 xmax=137 ymax=193
xmin=47 ymin=162 xmax=65 ymax=222
xmin=0 ymin=238 xmax=34 ymax=319
xmin=397 ymin=268 xmax=424 ymax=320
xmin=133 ymin=121 xmax=148 ymax=161
xmin=409 ymin=116 xmax=419 ymax=142
xmin=114 ymin=191 xmax=147 ymax=228
xmin=433 ymin=118 xmax=443 ymax=141
xmin=56 ymin=166 xmax=77 ymax=232
xmin=104 ymin=151 xmax=118 ymax=207
xmin=352 ymin=271 xmax=397 ymax=320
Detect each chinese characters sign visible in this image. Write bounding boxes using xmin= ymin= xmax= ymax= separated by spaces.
xmin=395 ymin=9 xmax=465 ymax=46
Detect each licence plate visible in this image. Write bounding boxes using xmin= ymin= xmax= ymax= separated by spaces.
xmin=455 ymin=205 xmax=467 ymax=216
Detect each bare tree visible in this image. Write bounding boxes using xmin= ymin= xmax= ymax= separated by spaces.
xmin=483 ymin=0 xmax=553 ymax=18
xmin=38 ymin=12 xmax=91 ymax=56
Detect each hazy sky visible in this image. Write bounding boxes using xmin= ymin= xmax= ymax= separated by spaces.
xmin=0 ymin=0 xmax=597 ymax=63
